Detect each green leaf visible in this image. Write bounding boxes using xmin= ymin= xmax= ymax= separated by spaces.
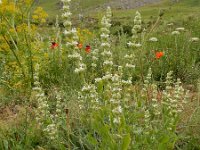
xmin=97 ymin=81 xmax=104 ymax=93
xmin=158 ymin=143 xmax=167 ymax=150
xmin=158 ymin=135 xmax=170 ymax=150
xmin=161 ymin=135 xmax=170 ymax=144
xmin=3 ymin=140 xmax=8 ymax=150
xmin=87 ymin=134 xmax=98 ymax=146
xmin=121 ymin=134 xmax=131 ymax=150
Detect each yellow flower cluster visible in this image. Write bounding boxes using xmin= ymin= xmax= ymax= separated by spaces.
xmin=0 ymin=36 xmax=9 ymax=53
xmin=0 ymin=1 xmax=17 ymax=15
xmin=16 ymin=23 xmax=37 ymax=33
xmin=32 ymin=7 xmax=48 ymax=24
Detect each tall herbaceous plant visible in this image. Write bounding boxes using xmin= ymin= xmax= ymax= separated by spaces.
xmin=62 ymin=0 xmax=86 ymax=86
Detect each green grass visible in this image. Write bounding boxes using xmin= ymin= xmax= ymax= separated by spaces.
xmin=181 ymin=0 xmax=200 ymax=7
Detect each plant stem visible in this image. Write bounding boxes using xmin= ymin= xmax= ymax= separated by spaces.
xmin=3 ymin=34 xmax=26 ymax=78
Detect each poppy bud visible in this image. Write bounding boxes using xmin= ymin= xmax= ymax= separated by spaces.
xmin=77 ymin=43 xmax=83 ymax=49
xmin=51 ymin=42 xmax=59 ymax=49
xmin=85 ymin=45 xmax=91 ymax=53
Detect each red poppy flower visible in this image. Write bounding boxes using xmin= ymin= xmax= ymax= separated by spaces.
xmin=51 ymin=42 xmax=59 ymax=49
xmin=85 ymin=45 xmax=91 ymax=53
xmin=155 ymin=52 xmax=164 ymax=59
xmin=77 ymin=43 xmax=83 ymax=49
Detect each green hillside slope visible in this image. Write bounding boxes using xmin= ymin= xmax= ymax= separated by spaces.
xmin=35 ymin=0 xmax=163 ymax=18
xmin=36 ymin=0 xmax=200 ymax=18
xmin=35 ymin=0 xmax=200 ymax=29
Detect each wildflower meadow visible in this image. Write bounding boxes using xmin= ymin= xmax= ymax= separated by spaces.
xmin=0 ymin=0 xmax=200 ymax=149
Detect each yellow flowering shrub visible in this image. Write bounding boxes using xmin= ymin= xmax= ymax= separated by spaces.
xmin=0 ymin=0 xmax=49 ymax=90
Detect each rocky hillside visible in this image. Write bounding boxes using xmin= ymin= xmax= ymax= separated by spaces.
xmin=96 ymin=0 xmax=162 ymax=9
